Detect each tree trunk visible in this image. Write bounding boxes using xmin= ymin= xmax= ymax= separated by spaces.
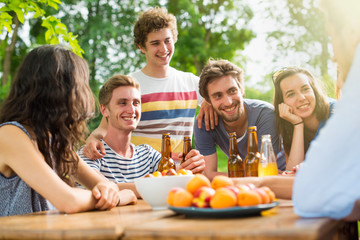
xmin=320 ymin=39 xmax=329 ymax=76
xmin=2 ymin=15 xmax=20 ymax=86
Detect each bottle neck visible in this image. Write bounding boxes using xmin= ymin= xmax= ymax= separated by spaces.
xmin=162 ymin=137 xmax=172 ymax=158
xmin=247 ymin=131 xmax=258 ymax=153
xmin=229 ymin=136 xmax=239 ymax=155
xmin=260 ymin=139 xmax=276 ymax=163
xmin=183 ymin=140 xmax=191 ymax=154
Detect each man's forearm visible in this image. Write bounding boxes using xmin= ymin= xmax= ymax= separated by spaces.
xmin=232 ymin=176 xmax=294 ymax=200
xmin=87 ymin=117 xmax=108 ymax=142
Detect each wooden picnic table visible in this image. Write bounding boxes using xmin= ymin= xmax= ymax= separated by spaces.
xmin=0 ymin=199 xmax=357 ymax=240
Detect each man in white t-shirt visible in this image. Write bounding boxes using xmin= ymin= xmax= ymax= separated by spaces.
xmin=83 ymin=7 xmax=215 ymax=163
xmin=293 ymin=0 xmax=360 ymax=220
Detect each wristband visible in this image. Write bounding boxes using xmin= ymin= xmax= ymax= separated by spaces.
xmin=293 ymin=121 xmax=304 ymax=126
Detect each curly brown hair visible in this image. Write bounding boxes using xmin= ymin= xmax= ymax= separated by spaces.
xmin=0 ymin=45 xmax=95 ymax=186
xmin=273 ymin=66 xmax=330 ymax=155
xmin=199 ymin=59 xmax=244 ymax=102
xmin=133 ymin=7 xmax=178 ymax=50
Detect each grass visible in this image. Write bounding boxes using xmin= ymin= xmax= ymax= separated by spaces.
xmin=217 ymin=146 xmax=228 ymax=172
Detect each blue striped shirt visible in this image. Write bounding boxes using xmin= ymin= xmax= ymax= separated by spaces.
xmin=78 ymin=140 xmax=161 ymax=183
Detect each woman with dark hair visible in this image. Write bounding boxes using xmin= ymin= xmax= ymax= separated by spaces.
xmin=0 ymin=45 xmax=136 ymax=217
xmin=273 ymin=66 xmax=336 ymax=171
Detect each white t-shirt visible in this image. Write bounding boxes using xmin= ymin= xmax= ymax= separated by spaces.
xmin=129 ymin=67 xmax=203 ymax=153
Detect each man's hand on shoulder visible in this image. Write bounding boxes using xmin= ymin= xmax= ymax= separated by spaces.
xmin=196 ymin=101 xmax=218 ymax=131
xmin=83 ymin=136 xmax=106 ymax=160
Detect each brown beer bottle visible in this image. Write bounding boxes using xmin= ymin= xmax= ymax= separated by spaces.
xmin=181 ymin=136 xmax=192 ymax=164
xmin=244 ymin=126 xmax=260 ymax=177
xmin=158 ymin=133 xmax=175 ymax=172
xmin=228 ymin=132 xmax=245 ymax=177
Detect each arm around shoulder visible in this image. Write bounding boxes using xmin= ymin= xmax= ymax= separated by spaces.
xmin=82 ymin=116 xmax=108 ymax=159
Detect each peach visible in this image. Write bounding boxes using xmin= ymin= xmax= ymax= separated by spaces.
xmin=167 ymin=187 xmax=183 ymax=206
xmin=152 ymin=171 xmax=162 ymax=177
xmin=211 ymin=175 xmax=234 ymax=189
xmin=172 ymin=189 xmax=193 ymax=207
xmin=192 ymin=187 xmax=216 ymax=208
xmin=245 ymin=183 xmax=256 ymax=190
xmin=254 ymin=188 xmax=270 ymax=204
xmin=225 ymin=186 xmax=240 ymax=196
xmin=177 ymin=169 xmax=193 ymax=175
xmin=261 ymin=186 xmax=276 ymax=203
xmin=236 ymin=184 xmax=251 ymax=191
xmin=237 ymin=190 xmax=262 ymax=207
xmin=210 ymin=188 xmax=237 ymax=209
xmin=186 ymin=174 xmax=211 ymax=194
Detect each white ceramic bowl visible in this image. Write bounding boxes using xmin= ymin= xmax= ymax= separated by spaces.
xmin=134 ymin=175 xmax=194 ymax=210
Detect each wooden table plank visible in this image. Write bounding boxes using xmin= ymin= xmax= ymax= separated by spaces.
xmin=0 ymin=200 xmax=175 ymax=240
xmin=122 ymin=204 xmax=340 ymax=240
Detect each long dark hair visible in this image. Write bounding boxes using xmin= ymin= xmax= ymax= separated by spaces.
xmin=273 ymin=67 xmax=329 ymax=155
xmin=0 ymin=45 xmax=95 ymax=186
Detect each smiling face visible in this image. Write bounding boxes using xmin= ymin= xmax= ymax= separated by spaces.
xmin=138 ymin=28 xmax=174 ymax=68
xmin=207 ymin=75 xmax=245 ymax=123
xmin=280 ymin=73 xmax=316 ymax=120
xmin=101 ymin=86 xmax=141 ymax=132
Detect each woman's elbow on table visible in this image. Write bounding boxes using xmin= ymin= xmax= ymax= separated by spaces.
xmin=52 ymin=189 xmax=95 ymax=214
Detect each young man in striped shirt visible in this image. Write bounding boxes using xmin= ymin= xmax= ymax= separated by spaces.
xmin=82 ymin=7 xmax=215 ymax=162
xmin=78 ymin=75 xmax=205 ymax=197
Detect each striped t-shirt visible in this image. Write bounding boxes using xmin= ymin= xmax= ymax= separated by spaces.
xmin=130 ymin=67 xmax=203 ymax=153
xmin=78 ymin=140 xmax=161 ymax=182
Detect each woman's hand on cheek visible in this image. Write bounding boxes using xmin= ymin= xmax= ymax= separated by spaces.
xmin=278 ymin=103 xmax=302 ymax=124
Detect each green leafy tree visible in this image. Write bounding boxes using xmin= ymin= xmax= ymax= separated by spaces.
xmin=59 ymin=0 xmax=150 ymax=130
xmin=0 ymin=0 xmax=83 ymax=89
xmin=267 ymin=0 xmax=330 ymax=76
xmin=164 ymin=0 xmax=255 ymax=75
xmin=60 ymin=0 xmax=148 ymax=93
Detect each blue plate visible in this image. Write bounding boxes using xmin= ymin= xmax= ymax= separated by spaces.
xmin=168 ymin=201 xmax=279 ymax=218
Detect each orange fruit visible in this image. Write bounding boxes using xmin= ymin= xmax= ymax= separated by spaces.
xmin=261 ymin=186 xmax=276 ymax=203
xmin=210 ymin=188 xmax=237 ymax=209
xmin=211 ymin=175 xmax=234 ymax=189
xmin=177 ymin=169 xmax=193 ymax=175
xmin=254 ymin=188 xmax=270 ymax=204
xmin=167 ymin=187 xmax=183 ymax=206
xmin=152 ymin=171 xmax=162 ymax=177
xmin=237 ymin=190 xmax=262 ymax=207
xmin=172 ymin=189 xmax=193 ymax=207
xmin=186 ymin=174 xmax=211 ymax=194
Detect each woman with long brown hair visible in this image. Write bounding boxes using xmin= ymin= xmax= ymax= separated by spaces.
xmin=0 ymin=45 xmax=136 ymax=216
xmin=273 ymin=67 xmax=336 ymax=171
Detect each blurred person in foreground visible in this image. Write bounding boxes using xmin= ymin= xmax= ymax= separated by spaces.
xmin=0 ymin=45 xmax=136 ymax=217
xmin=78 ymin=74 xmax=205 ymax=197
xmin=293 ymin=0 xmax=360 ymax=220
